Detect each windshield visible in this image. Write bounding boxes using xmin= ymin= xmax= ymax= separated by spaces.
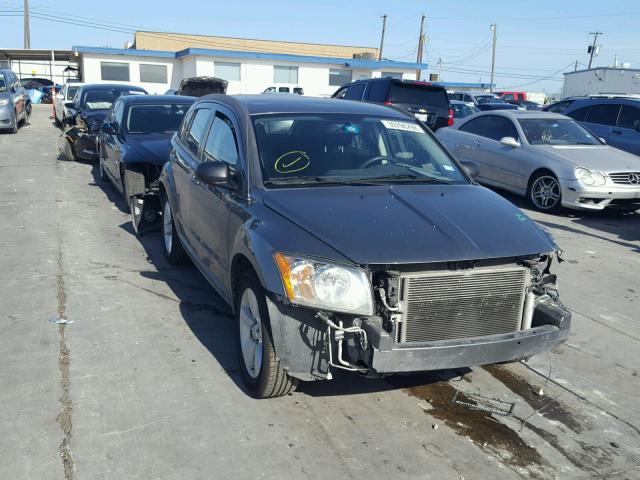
xmin=389 ymin=84 xmax=449 ymax=108
xmin=519 ymin=118 xmax=602 ymax=145
xmin=126 ymin=104 xmax=190 ymax=134
xmin=253 ymin=114 xmax=468 ymax=186
xmin=476 ymin=96 xmax=504 ymax=104
xmin=452 ymin=103 xmax=477 ymax=118
xmin=82 ymin=89 xmax=145 ymax=110
xmin=0 ymin=74 xmax=5 ymax=92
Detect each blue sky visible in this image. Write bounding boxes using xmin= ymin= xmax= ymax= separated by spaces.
xmin=1 ymin=0 xmax=639 ymax=93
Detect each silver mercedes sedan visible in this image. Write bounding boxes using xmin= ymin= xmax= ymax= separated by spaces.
xmin=436 ymin=110 xmax=640 ymax=211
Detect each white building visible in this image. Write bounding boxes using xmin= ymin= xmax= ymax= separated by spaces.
xmin=563 ymin=67 xmax=640 ymax=97
xmin=72 ymin=45 xmax=427 ymax=96
xmin=0 ymin=49 xmax=79 ymax=84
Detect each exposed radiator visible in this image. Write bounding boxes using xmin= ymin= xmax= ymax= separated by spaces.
xmin=400 ymin=267 xmax=528 ymax=343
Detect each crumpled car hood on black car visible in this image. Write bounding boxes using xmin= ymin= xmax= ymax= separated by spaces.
xmin=126 ymin=134 xmax=174 ymax=166
xmin=263 ymin=184 xmax=555 ymax=265
xmin=80 ymin=109 xmax=109 ymax=133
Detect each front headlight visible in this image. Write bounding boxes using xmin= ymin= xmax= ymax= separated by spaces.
xmin=0 ymin=98 xmax=9 ymax=107
xmin=274 ymin=253 xmax=374 ymax=315
xmin=575 ymin=167 xmax=606 ymax=186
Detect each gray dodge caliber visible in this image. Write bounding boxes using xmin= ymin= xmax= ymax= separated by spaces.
xmin=160 ymin=94 xmax=571 ymax=398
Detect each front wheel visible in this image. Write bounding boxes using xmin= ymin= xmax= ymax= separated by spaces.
xmin=528 ymin=173 xmax=561 ymax=212
xmin=161 ymin=196 xmax=189 ymax=265
xmin=235 ymin=273 xmax=298 ymax=398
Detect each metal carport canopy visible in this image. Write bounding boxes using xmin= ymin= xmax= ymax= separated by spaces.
xmin=0 ymin=48 xmax=75 ymax=62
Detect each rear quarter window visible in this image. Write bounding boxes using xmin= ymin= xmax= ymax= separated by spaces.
xmin=390 ymin=84 xmax=449 ymax=108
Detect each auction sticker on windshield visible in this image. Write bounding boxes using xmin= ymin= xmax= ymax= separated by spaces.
xmin=381 ymin=120 xmax=423 ymax=133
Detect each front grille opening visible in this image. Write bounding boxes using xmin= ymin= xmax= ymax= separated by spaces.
xmin=400 ymin=268 xmax=528 ymax=343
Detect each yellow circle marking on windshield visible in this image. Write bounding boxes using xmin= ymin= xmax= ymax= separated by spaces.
xmin=275 ymin=151 xmax=311 ymax=174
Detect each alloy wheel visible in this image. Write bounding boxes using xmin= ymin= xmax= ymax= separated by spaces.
xmin=531 ymin=176 xmax=560 ymax=210
xmin=238 ymin=288 xmax=263 ymax=379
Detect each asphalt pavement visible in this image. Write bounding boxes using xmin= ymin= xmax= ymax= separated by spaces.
xmin=1 ymin=105 xmax=639 ymax=480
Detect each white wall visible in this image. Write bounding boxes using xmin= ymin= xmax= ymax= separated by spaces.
xmin=80 ymin=52 xmax=420 ymax=97
xmin=81 ymin=53 xmax=180 ymax=94
xmin=563 ymin=68 xmax=640 ymax=97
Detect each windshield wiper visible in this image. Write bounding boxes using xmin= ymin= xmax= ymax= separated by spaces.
xmin=351 ymin=174 xmax=452 ymax=184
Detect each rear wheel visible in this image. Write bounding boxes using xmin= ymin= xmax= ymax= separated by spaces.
xmin=528 ymin=172 xmax=561 ymax=212
xmin=10 ymin=110 xmax=18 ymax=134
xmin=161 ymin=196 xmax=189 ymax=265
xmin=235 ymin=273 xmax=298 ymax=399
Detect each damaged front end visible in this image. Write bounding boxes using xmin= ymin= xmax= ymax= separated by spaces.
xmin=296 ymin=253 xmax=570 ymax=379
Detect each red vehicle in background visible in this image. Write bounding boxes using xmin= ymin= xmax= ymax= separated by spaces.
xmin=495 ymin=91 xmax=527 ymax=102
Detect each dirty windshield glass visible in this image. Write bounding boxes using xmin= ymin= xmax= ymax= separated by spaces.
xmin=253 ymin=114 xmax=468 ymax=186
xmin=83 ymin=89 xmax=145 ymax=110
xmin=519 ymin=118 xmax=601 ymax=145
xmin=126 ymin=104 xmax=190 ymax=134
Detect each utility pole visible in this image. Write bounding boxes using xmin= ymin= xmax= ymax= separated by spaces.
xmin=574 ymin=60 xmax=578 ymax=71
xmin=588 ymin=32 xmax=602 ymax=69
xmin=378 ymin=15 xmax=387 ymax=61
xmin=23 ymin=0 xmax=30 ymax=49
xmin=489 ymin=24 xmax=497 ymax=92
xmin=415 ymin=15 xmax=425 ymax=80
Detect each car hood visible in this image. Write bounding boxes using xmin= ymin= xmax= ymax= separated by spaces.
xmin=263 ymin=184 xmax=555 ymax=265
xmin=126 ymin=134 xmax=173 ymax=166
xmin=533 ymin=145 xmax=640 ymax=172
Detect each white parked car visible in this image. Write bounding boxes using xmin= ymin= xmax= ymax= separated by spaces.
xmin=54 ymin=82 xmax=84 ymax=125
xmin=436 ymin=110 xmax=640 ymax=212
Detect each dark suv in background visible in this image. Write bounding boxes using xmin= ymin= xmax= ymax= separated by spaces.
xmin=564 ymin=97 xmax=640 ymax=156
xmin=332 ymin=78 xmax=452 ymax=130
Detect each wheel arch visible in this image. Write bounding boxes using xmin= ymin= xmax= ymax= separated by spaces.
xmin=527 ymin=167 xmax=558 ymax=191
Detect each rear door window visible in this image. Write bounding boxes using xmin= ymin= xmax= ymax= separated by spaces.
xmin=459 ymin=116 xmax=489 ymax=137
xmin=345 ymin=83 xmax=365 ymax=100
xmin=617 ymin=105 xmax=640 ymax=130
xmin=389 ymin=83 xmax=449 ymax=108
xmin=333 ymin=87 xmax=349 ymax=99
xmin=584 ymin=104 xmax=621 ymax=126
xmin=184 ymin=108 xmax=213 ymax=157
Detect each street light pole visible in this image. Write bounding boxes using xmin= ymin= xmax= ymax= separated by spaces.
xmin=378 ymin=15 xmax=387 ymax=61
xmin=588 ymin=32 xmax=602 ymax=69
xmin=490 ymin=24 xmax=497 ymax=92
xmin=23 ymin=0 xmax=30 ymax=49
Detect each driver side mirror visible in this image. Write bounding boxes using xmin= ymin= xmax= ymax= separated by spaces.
xmin=460 ymin=160 xmax=479 ymax=179
xmin=195 ymin=160 xmax=232 ymax=187
xmin=500 ymin=136 xmax=521 ymax=148
xmin=101 ymin=122 xmax=116 ymax=135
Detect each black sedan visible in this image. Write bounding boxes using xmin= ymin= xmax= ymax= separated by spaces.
xmin=159 ymin=94 xmax=570 ymax=398
xmin=97 ymin=94 xmax=195 ymax=234
xmin=59 ymin=84 xmax=147 ymax=162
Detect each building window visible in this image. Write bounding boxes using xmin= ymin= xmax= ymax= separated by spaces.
xmin=329 ymin=68 xmax=352 ymax=87
xmin=139 ymin=64 xmax=168 ymax=84
xmin=215 ymin=62 xmax=241 ymax=82
xmin=274 ymin=66 xmax=298 ymax=84
xmin=381 ymin=71 xmax=402 ymax=80
xmin=100 ymin=62 xmax=130 ymax=81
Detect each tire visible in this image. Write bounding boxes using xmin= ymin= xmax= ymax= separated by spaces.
xmin=235 ymin=273 xmax=298 ymax=399
xmin=121 ymin=174 xmax=131 ymax=213
xmin=528 ymin=172 xmax=561 ymax=212
xmin=10 ymin=110 xmax=18 ymax=134
xmin=130 ymin=195 xmax=142 ymax=236
xmin=98 ymin=156 xmax=108 ymax=181
xmin=21 ymin=103 xmax=31 ymax=126
xmin=161 ymin=195 xmax=189 ymax=265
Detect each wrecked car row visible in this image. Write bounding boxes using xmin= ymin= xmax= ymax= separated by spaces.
xmin=57 ymin=87 xmax=571 ymax=399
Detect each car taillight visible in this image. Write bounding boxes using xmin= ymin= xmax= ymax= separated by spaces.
xmin=448 ymin=108 xmax=454 ymax=126
xmin=384 ymin=101 xmax=393 ymax=106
